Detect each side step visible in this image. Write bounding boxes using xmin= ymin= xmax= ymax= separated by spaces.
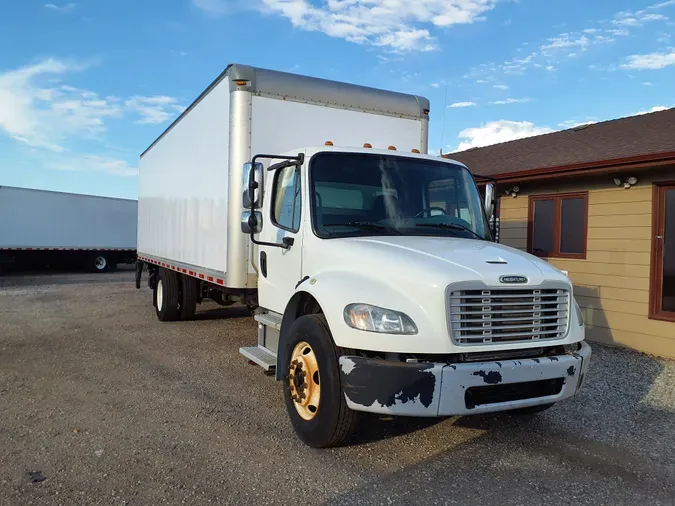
xmin=240 ymin=311 xmax=282 ymax=372
xmin=254 ymin=312 xmax=282 ymax=330
xmin=240 ymin=345 xmax=277 ymax=371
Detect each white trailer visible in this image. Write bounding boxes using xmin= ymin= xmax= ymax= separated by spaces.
xmin=0 ymin=186 xmax=137 ymax=272
xmin=136 ymin=64 xmax=591 ymax=448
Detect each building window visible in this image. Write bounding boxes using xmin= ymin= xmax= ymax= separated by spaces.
xmin=272 ymin=165 xmax=302 ymax=232
xmin=528 ymin=192 xmax=588 ymax=259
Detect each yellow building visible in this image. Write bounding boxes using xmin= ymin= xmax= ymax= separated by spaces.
xmin=445 ymin=108 xmax=675 ymax=359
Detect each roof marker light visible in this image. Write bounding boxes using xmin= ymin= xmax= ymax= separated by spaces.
xmin=411 ymin=149 xmax=420 ymax=153
xmin=363 ymin=143 xmax=372 ymax=148
xmin=388 ymin=145 xmax=397 ymax=151
xmin=325 ymin=141 xmax=334 ymax=146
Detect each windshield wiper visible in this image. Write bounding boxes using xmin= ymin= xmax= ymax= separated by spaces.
xmin=415 ymin=222 xmax=484 ymax=240
xmin=334 ymin=221 xmax=403 ymax=235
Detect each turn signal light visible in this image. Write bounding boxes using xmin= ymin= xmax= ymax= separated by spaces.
xmin=234 ymin=80 xmax=248 ymax=86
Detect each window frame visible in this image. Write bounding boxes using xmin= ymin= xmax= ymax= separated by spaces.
xmin=527 ymin=191 xmax=589 ymax=260
xmin=270 ymin=164 xmax=302 ymax=233
xmin=649 ymin=182 xmax=675 ymax=323
xmin=308 ymin=151 xmax=493 ymax=241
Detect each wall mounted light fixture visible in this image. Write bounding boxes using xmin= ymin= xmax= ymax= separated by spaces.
xmin=614 ymin=176 xmax=638 ymax=189
xmin=504 ymin=185 xmax=520 ymax=198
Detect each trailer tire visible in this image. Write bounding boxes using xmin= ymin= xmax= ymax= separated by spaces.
xmin=92 ymin=254 xmax=110 ymax=273
xmin=179 ymin=275 xmax=198 ymax=320
xmin=282 ymin=314 xmax=358 ymax=448
xmin=155 ymin=269 xmax=180 ymax=322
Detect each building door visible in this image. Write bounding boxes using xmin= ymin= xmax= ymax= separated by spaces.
xmin=651 ymin=184 xmax=675 ymax=321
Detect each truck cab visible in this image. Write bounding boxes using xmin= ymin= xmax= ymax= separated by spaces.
xmin=241 ymin=145 xmax=591 ymax=448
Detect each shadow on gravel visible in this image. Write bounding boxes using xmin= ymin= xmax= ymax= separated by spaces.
xmin=328 ymin=344 xmax=675 ymax=504
xmin=191 ymin=306 xmax=251 ymax=321
xmin=0 ymin=267 xmax=134 ymax=287
xmin=347 ymin=414 xmax=445 ymax=446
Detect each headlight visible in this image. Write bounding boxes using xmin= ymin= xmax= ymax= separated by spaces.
xmin=343 ymin=304 xmax=418 ymax=335
xmin=574 ymin=298 xmax=584 ymax=327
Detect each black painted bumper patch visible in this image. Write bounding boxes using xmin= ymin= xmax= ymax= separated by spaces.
xmin=340 ymin=357 xmax=436 ymax=409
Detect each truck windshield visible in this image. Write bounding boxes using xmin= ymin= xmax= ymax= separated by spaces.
xmin=310 ymin=152 xmax=491 ymax=240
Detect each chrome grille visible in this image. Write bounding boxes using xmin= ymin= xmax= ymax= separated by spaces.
xmin=448 ymin=288 xmax=570 ymax=345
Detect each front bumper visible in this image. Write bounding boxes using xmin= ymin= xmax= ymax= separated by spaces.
xmin=339 ymin=341 xmax=592 ymax=417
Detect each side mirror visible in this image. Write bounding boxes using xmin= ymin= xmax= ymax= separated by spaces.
xmin=241 ymin=210 xmax=262 ymax=234
xmin=242 ymin=162 xmax=264 ymax=209
xmin=484 ymin=182 xmax=495 ymax=223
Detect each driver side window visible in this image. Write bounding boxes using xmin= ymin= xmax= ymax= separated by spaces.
xmin=272 ymin=165 xmax=302 ymax=232
xmin=428 ymin=178 xmax=471 ymax=220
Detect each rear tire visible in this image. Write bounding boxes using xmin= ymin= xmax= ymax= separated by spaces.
xmin=282 ymin=314 xmax=358 ymax=448
xmin=155 ymin=268 xmax=180 ymax=322
xmin=179 ymin=275 xmax=198 ymax=320
xmin=92 ymin=254 xmax=110 ymax=273
xmin=509 ymin=403 xmax=555 ymax=415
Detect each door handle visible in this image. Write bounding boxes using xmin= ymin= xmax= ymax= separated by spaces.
xmin=656 ymin=236 xmax=664 ymax=239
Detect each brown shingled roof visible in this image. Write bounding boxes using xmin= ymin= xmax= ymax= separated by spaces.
xmin=444 ymin=107 xmax=675 ymax=180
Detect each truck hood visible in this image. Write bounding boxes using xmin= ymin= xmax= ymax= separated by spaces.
xmin=327 ymin=236 xmax=569 ymax=288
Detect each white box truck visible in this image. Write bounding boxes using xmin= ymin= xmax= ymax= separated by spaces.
xmin=0 ymin=186 xmax=137 ymax=273
xmin=136 ymin=64 xmax=591 ymax=448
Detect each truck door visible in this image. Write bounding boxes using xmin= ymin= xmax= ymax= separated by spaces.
xmin=257 ymin=163 xmax=304 ymax=313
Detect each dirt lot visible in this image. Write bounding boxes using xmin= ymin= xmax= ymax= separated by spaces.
xmin=1 ymin=269 xmax=674 ymax=506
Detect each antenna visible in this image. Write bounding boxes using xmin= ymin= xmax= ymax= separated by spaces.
xmin=439 ymin=81 xmax=449 ymax=155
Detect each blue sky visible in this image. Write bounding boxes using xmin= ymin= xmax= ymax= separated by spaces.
xmin=1 ymin=0 xmax=674 ymax=199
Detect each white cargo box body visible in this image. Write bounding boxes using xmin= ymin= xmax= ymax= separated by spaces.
xmin=138 ymin=64 xmax=430 ymax=289
xmin=0 ymin=186 xmax=137 ymax=250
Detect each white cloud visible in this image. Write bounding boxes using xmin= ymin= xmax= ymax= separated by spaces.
xmin=0 ymin=58 xmax=183 ymax=177
xmin=634 ymin=105 xmax=669 ymax=115
xmin=247 ymin=0 xmax=500 ymax=52
xmin=558 ymin=119 xmax=596 ymax=129
xmin=649 ymin=0 xmax=675 ymax=8
xmin=540 ymin=31 xmax=617 ymax=53
xmin=491 ymin=97 xmax=532 ymax=105
xmin=455 ymin=120 xmax=553 ymax=151
xmin=643 ymin=81 xmax=654 ymax=86
xmin=583 ymin=28 xmax=601 ymax=34
xmin=125 ymin=96 xmax=185 ymax=124
xmin=449 ymin=101 xmax=476 ymax=108
xmin=45 ymin=153 xmax=138 ymax=177
xmin=621 ymin=50 xmax=675 ymax=69
xmin=606 ymin=28 xmax=630 ymax=36
xmin=493 ymin=84 xmax=509 ymax=90
xmin=612 ymin=9 xmax=668 ymax=26
xmin=45 ymin=3 xmax=76 ymax=12
xmin=191 ymin=0 xmax=250 ymax=15
xmin=0 ymin=59 xmax=124 ymax=152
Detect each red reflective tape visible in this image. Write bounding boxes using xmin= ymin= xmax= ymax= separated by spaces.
xmin=182 ymin=269 xmax=187 ymax=274
xmin=189 ymin=271 xmax=195 ymax=276
xmin=207 ymin=276 xmax=213 ymax=282
xmin=199 ymin=274 xmax=205 ymax=279
xmin=217 ymin=279 xmax=224 ymax=285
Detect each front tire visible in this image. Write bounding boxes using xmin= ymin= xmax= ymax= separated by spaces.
xmin=155 ymin=268 xmax=180 ymax=322
xmin=282 ymin=314 xmax=358 ymax=448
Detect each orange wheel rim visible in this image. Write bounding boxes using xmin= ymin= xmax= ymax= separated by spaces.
xmin=288 ymin=341 xmax=321 ymax=421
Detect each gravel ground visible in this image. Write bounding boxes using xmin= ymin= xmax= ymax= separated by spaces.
xmin=1 ymin=269 xmax=674 ymax=506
